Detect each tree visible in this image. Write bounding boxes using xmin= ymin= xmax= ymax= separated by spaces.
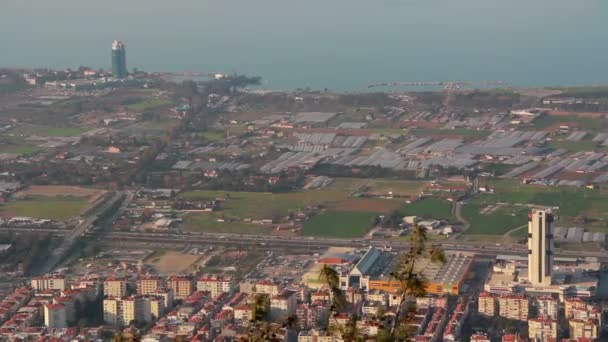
xmin=389 ymin=225 xmax=446 ymax=340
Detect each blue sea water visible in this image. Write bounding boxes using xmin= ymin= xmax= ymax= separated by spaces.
xmin=1 ymin=0 xmax=607 ymax=91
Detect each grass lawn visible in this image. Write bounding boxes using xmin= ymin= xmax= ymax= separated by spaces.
xmin=399 ymin=198 xmax=454 ymax=221
xmin=0 ymin=144 xmax=44 ymax=155
xmin=183 ymin=213 xmax=269 ymax=234
xmin=0 ymin=196 xmax=89 ymax=221
xmin=179 ymin=190 xmax=350 ymax=220
xmin=127 ymin=98 xmax=172 ymax=111
xmin=15 ymin=125 xmax=87 ymax=137
xmin=410 ymin=128 xmax=491 ymax=138
xmin=302 ymin=211 xmax=377 ymax=238
xmin=463 ymin=203 xmax=528 ymax=235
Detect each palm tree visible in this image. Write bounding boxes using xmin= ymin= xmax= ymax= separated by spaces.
xmin=389 ymin=224 xmax=446 ymax=340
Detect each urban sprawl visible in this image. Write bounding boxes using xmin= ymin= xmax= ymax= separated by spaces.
xmin=1 ymin=41 xmax=608 ymax=341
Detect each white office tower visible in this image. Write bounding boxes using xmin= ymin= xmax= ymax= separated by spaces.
xmin=528 ymin=209 xmax=554 ymax=286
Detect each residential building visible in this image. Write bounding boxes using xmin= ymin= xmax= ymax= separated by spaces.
xmin=169 ymin=276 xmax=194 ymax=300
xmin=197 ymin=275 xmax=236 ymax=297
xmin=271 ymin=290 xmax=297 ymax=320
xmin=498 ymin=294 xmax=528 ymax=321
xmin=31 ymin=274 xmax=66 ymax=291
xmin=103 ymin=296 xmax=150 ymax=327
xmin=528 ymin=317 xmax=557 ymax=341
xmin=528 ymin=209 xmax=554 ymax=286
xmin=44 ymin=303 xmax=67 ymax=329
xmin=569 ymin=319 xmax=599 ymax=340
xmin=536 ymin=296 xmax=559 ymax=320
xmin=470 ymin=333 xmax=491 ymax=342
xmin=255 ymin=280 xmax=280 ymax=297
xmin=104 ymin=277 xmax=127 ymax=298
xmin=478 ymin=292 xmax=496 ymax=317
xmin=138 ymin=276 xmax=163 ymax=295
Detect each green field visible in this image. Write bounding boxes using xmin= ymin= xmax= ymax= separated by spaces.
xmin=15 ymin=125 xmax=87 ymax=137
xmin=328 ymin=178 xmax=426 ymax=197
xmin=464 ymin=178 xmax=608 ymax=233
xmin=183 ymin=213 xmax=269 ymax=234
xmin=399 ymin=198 xmax=454 ymax=221
xmin=201 ymin=130 xmax=226 ymax=142
xmin=531 ymin=114 xmax=608 ymax=132
xmin=546 ymin=139 xmax=604 ymax=153
xmin=0 ymin=144 xmax=44 ymax=155
xmin=302 ymin=210 xmax=377 ymax=238
xmin=127 ymin=98 xmax=172 ymax=111
xmin=410 ymin=128 xmax=491 ymax=138
xmin=179 ymin=190 xmax=350 ymax=220
xmin=0 ymin=196 xmax=89 ymax=221
xmin=463 ymin=203 xmax=528 ymax=235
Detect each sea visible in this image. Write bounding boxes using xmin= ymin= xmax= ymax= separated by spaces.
xmin=2 ymin=0 xmax=608 ymax=91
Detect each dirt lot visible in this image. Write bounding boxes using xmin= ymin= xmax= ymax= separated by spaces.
xmin=145 ymin=251 xmax=203 ymax=275
xmin=16 ymin=185 xmax=106 ymax=203
xmin=334 ymin=198 xmax=401 ymax=213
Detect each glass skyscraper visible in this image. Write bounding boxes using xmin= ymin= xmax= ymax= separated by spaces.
xmin=111 ymin=40 xmax=127 ymax=78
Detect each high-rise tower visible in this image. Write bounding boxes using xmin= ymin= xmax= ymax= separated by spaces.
xmin=111 ymin=40 xmax=127 ymax=78
xmin=528 ymin=209 xmax=554 ymax=286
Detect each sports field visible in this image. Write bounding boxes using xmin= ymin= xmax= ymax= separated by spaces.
xmin=0 ymin=195 xmax=89 ymax=221
xmin=302 ymin=210 xmax=378 ymax=238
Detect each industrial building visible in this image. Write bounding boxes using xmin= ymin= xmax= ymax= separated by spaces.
xmin=340 ymin=247 xmax=473 ymax=296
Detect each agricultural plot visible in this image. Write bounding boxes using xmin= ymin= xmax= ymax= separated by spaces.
xmin=302 ymin=211 xmax=378 ymax=238
xmin=12 ymin=125 xmax=87 ymax=137
xmin=463 ymin=202 xmax=528 ymax=235
xmin=0 ymin=196 xmax=89 ymax=221
xmin=182 ymin=214 xmax=270 ymax=234
xmin=399 ymin=198 xmax=454 ymax=221
xmin=179 ymin=190 xmax=350 ymax=220
xmin=127 ymin=98 xmax=172 ymax=111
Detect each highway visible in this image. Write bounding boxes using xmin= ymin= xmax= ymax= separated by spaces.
xmin=35 ymin=191 xmax=125 ymax=274
xmin=98 ymin=231 xmax=608 ymax=262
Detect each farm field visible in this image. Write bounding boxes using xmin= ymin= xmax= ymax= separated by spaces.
xmin=127 ymin=98 xmax=172 ymax=111
xmin=483 ymin=179 xmax=608 ymax=219
xmin=399 ymin=198 xmax=454 ymax=221
xmin=0 ymin=195 xmax=89 ymax=221
xmin=462 ymin=202 xmax=528 ymax=235
xmin=0 ymin=144 xmax=44 ymax=155
xmin=328 ymin=178 xmax=427 ymax=197
xmin=182 ymin=213 xmax=270 ymax=235
xmin=302 ymin=210 xmax=377 ymax=238
xmin=334 ymin=198 xmax=402 ymax=213
xmin=13 ymin=125 xmax=87 ymax=137
xmin=179 ymin=189 xmax=350 ymax=220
